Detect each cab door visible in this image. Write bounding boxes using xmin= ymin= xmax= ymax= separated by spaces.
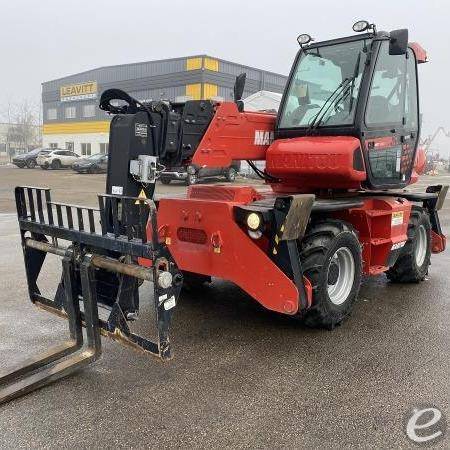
xmin=361 ymin=41 xmax=419 ymax=189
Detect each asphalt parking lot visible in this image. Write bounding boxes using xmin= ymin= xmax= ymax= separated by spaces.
xmin=0 ymin=165 xmax=449 ymax=449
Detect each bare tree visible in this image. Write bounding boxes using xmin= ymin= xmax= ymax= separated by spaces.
xmin=1 ymin=100 xmax=42 ymax=155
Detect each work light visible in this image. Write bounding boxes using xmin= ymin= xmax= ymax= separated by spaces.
xmin=297 ymin=34 xmax=313 ymax=46
xmin=352 ymin=20 xmax=370 ymax=32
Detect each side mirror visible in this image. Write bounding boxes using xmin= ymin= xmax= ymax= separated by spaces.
xmin=389 ymin=29 xmax=408 ymax=55
xmin=233 ymin=73 xmax=247 ymax=102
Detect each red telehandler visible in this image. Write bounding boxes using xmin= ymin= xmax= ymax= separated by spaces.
xmin=1 ymin=21 xmax=447 ymax=403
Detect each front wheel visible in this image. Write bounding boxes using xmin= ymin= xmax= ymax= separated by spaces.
xmin=26 ymin=159 xmax=36 ymax=169
xmin=160 ymin=177 xmax=171 ymax=185
xmin=299 ymin=220 xmax=362 ymax=329
xmin=386 ymin=206 xmax=431 ymax=283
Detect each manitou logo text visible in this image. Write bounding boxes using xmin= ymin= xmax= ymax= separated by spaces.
xmin=254 ymin=130 xmax=274 ymax=146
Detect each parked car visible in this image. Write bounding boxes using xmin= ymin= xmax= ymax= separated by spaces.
xmin=72 ymin=154 xmax=108 ymax=173
xmin=160 ymin=161 xmax=241 ymax=185
xmin=12 ymin=148 xmax=44 ymax=169
xmin=37 ymin=149 xmax=80 ymax=169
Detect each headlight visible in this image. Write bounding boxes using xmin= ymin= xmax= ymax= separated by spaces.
xmin=246 ymin=212 xmax=261 ymax=230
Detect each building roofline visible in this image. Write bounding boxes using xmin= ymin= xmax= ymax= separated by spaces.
xmin=42 ymin=54 xmax=286 ymax=86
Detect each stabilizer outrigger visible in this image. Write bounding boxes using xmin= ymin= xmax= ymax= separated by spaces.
xmin=0 ymin=186 xmax=182 ymax=404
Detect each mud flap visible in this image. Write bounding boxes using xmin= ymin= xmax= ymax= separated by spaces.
xmin=270 ymin=194 xmax=314 ymax=309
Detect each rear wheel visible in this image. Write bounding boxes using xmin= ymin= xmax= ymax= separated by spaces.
xmin=160 ymin=177 xmax=171 ymax=185
xmin=186 ymin=173 xmax=197 ymax=186
xmin=51 ymin=159 xmax=61 ymax=170
xmin=386 ymin=206 xmax=431 ymax=283
xmin=26 ymin=159 xmax=36 ymax=169
xmin=299 ymin=220 xmax=362 ymax=329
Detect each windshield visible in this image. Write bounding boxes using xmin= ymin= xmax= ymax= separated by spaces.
xmin=28 ymin=148 xmax=42 ymax=155
xmin=279 ymin=40 xmax=367 ymax=128
xmin=86 ymin=154 xmax=104 ymax=160
xmin=39 ymin=150 xmax=51 ymax=155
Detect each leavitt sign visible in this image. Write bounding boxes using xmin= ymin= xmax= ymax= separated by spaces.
xmin=60 ymin=81 xmax=98 ymax=102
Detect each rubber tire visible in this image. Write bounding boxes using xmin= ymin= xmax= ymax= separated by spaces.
xmin=51 ymin=159 xmax=61 ymax=170
xmin=386 ymin=206 xmax=431 ymax=283
xmin=160 ymin=177 xmax=171 ymax=185
xmin=26 ymin=159 xmax=36 ymax=169
xmin=186 ymin=173 xmax=197 ymax=186
xmin=40 ymin=165 xmax=48 ymax=170
xmin=225 ymin=167 xmax=237 ymax=182
xmin=299 ymin=220 xmax=362 ymax=329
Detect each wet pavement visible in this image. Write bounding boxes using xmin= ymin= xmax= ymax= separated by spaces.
xmin=0 ymin=165 xmax=449 ymax=448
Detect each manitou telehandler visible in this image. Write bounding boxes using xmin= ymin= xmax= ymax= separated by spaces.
xmin=1 ymin=21 xmax=447 ymax=403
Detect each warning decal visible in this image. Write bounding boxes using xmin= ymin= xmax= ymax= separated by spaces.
xmin=391 ymin=211 xmax=404 ymax=227
xmin=135 ymin=189 xmax=147 ymax=205
xmin=135 ymin=123 xmax=148 ymax=137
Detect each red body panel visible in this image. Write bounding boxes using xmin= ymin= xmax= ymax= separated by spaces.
xmin=409 ymin=146 xmax=426 ymax=185
xmin=147 ymin=184 xmax=426 ymax=315
xmin=431 ymin=230 xmax=446 ymax=253
xmin=192 ymin=102 xmax=276 ymax=168
xmin=267 ymin=136 xmax=366 ymax=191
xmin=334 ymin=197 xmax=411 ymax=275
xmin=409 ymin=42 xmax=428 ymax=63
xmin=156 ymin=185 xmax=300 ymax=315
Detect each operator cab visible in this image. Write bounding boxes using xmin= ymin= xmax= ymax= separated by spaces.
xmin=275 ymin=21 xmax=425 ymax=190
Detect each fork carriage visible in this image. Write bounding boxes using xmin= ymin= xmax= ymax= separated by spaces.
xmin=0 ymin=186 xmax=183 ymax=404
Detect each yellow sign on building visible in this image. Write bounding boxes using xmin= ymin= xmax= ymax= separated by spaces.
xmin=60 ymin=81 xmax=98 ymax=102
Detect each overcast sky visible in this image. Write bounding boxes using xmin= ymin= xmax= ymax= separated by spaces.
xmin=1 ymin=0 xmax=449 ymax=150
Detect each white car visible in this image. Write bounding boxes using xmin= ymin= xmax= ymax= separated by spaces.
xmin=37 ymin=149 xmax=80 ymax=170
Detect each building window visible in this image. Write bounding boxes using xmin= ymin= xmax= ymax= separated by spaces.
xmin=83 ymin=104 xmax=96 ymax=118
xmin=65 ymin=142 xmax=74 ymax=151
xmin=49 ymin=143 xmax=58 ymax=149
xmin=47 ymin=108 xmax=57 ymax=120
xmin=81 ymin=143 xmax=91 ymax=156
xmin=65 ymin=106 xmax=76 ymax=119
xmin=99 ymin=143 xmax=109 ymax=154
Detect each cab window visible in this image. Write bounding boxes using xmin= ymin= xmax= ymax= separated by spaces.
xmin=279 ymin=40 xmax=366 ymax=128
xmin=404 ymin=48 xmax=419 ymax=131
xmin=365 ymin=41 xmax=406 ymax=126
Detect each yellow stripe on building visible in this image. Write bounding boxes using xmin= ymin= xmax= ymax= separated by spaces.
xmin=203 ymin=57 xmax=219 ymax=71
xmin=203 ymin=83 xmax=218 ymax=99
xmin=186 ymin=57 xmax=203 ymax=70
xmin=186 ymin=83 xmax=202 ymax=100
xmin=43 ymin=121 xmax=110 ymax=135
